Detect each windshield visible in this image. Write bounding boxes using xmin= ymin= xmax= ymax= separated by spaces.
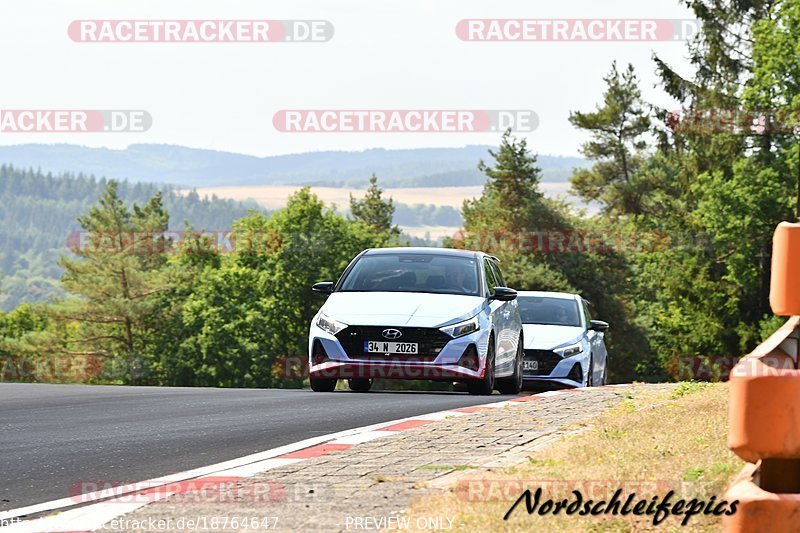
xmin=518 ymin=297 xmax=581 ymax=327
xmin=338 ymin=253 xmax=480 ymax=296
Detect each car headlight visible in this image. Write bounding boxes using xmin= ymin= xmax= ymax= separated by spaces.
xmin=316 ymin=313 xmax=348 ymax=335
xmin=554 ymin=342 xmax=583 ymax=358
xmin=439 ymin=315 xmax=480 ymax=338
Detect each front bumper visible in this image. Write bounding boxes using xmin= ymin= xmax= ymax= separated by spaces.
xmin=522 ymin=348 xmax=586 ymax=388
xmin=308 ymin=321 xmax=489 ymax=382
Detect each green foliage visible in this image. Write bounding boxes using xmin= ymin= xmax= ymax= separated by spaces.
xmin=455 ymin=131 xmax=652 ymax=382
xmin=671 ymin=381 xmax=710 ymax=400
xmin=136 ymin=187 xmax=382 ymax=387
xmin=578 ymin=0 xmax=797 ymax=379
xmin=569 ymin=62 xmax=652 ymax=216
xmin=38 ymin=182 xmax=172 ymax=383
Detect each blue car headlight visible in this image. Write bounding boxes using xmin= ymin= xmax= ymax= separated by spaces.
xmin=439 ymin=315 xmax=480 ymax=338
xmin=554 ymin=342 xmax=583 ymax=358
xmin=317 ymin=313 xmax=348 ymax=336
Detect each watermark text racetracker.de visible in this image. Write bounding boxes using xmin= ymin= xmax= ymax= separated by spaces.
xmin=64 ymin=228 xmax=716 ymax=256
xmin=69 ymin=20 xmax=333 ymax=43
xmin=0 ymin=110 xmax=151 ymax=133
xmin=667 ymin=108 xmax=800 ymax=135
xmin=70 ymin=478 xmax=287 ymax=505
xmin=273 ymin=110 xmax=538 ymax=133
xmin=456 ymin=19 xmax=700 ymax=42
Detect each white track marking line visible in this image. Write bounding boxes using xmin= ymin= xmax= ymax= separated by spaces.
xmin=210 ymin=457 xmax=304 ymax=478
xmin=328 ymin=431 xmax=394 ymax=445
xmin=407 ymin=411 xmax=468 ymax=421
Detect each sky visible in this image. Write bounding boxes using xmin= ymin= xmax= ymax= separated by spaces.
xmin=0 ymin=0 xmax=696 ymax=158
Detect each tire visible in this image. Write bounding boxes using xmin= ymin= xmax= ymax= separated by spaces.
xmin=348 ymin=378 xmax=373 ymax=392
xmin=310 ymin=377 xmax=337 ymax=392
xmin=496 ymin=333 xmax=524 ymax=395
xmin=468 ymin=337 xmax=496 ymax=396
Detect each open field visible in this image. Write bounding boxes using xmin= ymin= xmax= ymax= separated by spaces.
xmin=407 ymin=382 xmax=742 ymax=532
xmin=188 ymin=183 xmax=585 ymax=238
xmin=190 ymin=183 xmax=575 ymax=210
xmin=190 ymin=185 xmax=488 ymax=210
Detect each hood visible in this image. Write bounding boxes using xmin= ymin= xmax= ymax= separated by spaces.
xmin=321 ymin=291 xmax=486 ymax=328
xmin=523 ymin=324 xmax=585 ymax=350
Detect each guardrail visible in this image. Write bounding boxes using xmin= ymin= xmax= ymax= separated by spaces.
xmin=725 ymin=222 xmax=800 ymax=531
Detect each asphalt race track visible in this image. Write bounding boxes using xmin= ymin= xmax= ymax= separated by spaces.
xmin=0 ymin=383 xmax=508 ymax=511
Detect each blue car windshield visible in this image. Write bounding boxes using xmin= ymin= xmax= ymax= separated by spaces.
xmin=518 ymin=297 xmax=581 ymax=327
xmin=338 ymin=254 xmax=481 ymax=296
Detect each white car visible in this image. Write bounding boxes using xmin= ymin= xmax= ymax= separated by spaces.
xmin=307 ymin=248 xmax=524 ymax=395
xmin=517 ymin=291 xmax=609 ymax=389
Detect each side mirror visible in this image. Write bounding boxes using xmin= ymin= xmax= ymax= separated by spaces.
xmin=312 ymin=282 xmax=334 ymax=295
xmin=590 ymin=320 xmax=609 ymax=332
xmin=491 ymin=287 xmax=518 ymax=301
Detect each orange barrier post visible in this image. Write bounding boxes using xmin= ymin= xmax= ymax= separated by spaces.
xmin=725 ymin=222 xmax=800 ymax=532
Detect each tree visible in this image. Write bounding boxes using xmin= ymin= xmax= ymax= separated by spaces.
xmin=455 ymin=132 xmax=651 ymax=382
xmin=52 ymin=181 xmax=172 ymax=383
xmin=569 ymin=62 xmax=652 ymax=216
xmin=349 ymin=174 xmax=400 ymax=242
xmin=459 ymin=130 xmax=574 ymax=290
xmin=169 ymin=188 xmax=377 ymax=387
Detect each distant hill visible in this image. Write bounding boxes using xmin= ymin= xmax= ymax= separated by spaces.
xmin=0 ymin=166 xmax=265 ymax=311
xmin=0 ymin=144 xmax=587 ymax=188
xmin=0 ymin=166 xmax=468 ymax=311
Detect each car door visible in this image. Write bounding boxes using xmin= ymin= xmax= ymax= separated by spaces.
xmin=486 ymin=258 xmax=515 ymax=373
xmin=583 ymin=298 xmax=607 ymax=382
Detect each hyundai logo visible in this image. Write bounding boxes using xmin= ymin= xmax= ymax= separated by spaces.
xmin=382 ymin=328 xmax=402 ymax=340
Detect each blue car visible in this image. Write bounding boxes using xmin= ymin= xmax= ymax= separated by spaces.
xmin=308 ymin=248 xmax=524 ymax=395
xmin=517 ymin=291 xmax=610 ymax=389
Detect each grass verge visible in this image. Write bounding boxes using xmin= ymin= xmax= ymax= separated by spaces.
xmin=405 ymin=382 xmax=743 ymax=532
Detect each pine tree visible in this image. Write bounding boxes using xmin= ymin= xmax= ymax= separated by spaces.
xmin=569 ymin=62 xmax=652 ymax=217
xmin=54 ymin=181 xmax=171 ymax=383
xmin=349 ymin=174 xmax=400 ymax=241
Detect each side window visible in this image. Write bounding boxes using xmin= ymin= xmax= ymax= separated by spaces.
xmin=489 ymin=261 xmax=506 ymax=287
xmin=582 ymin=300 xmax=592 ymax=325
xmin=483 ymin=259 xmax=497 ymax=296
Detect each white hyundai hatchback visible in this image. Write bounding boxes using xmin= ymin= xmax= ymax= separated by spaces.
xmin=308 ymin=248 xmax=524 ymax=395
xmin=517 ymin=291 xmax=609 ymax=389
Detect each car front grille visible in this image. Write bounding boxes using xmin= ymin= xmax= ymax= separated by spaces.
xmin=523 ymin=349 xmax=562 ymax=376
xmin=336 ymin=326 xmax=451 ymax=361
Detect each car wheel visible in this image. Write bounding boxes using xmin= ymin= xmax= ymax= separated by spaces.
xmin=584 ymin=356 xmax=594 ymax=388
xmin=310 ymin=377 xmax=337 ymax=392
xmin=348 ymin=378 xmax=373 ymax=392
xmin=496 ymin=334 xmax=523 ymax=395
xmin=468 ymin=337 xmax=495 ymax=396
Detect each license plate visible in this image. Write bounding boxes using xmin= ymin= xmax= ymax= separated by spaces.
xmin=364 ymin=341 xmax=418 ymax=355
xmin=523 ymin=360 xmax=539 ymax=371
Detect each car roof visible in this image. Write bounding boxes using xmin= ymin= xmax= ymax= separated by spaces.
xmin=363 ymin=247 xmax=483 ymax=259
xmin=516 ymin=290 xmax=580 ymax=300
